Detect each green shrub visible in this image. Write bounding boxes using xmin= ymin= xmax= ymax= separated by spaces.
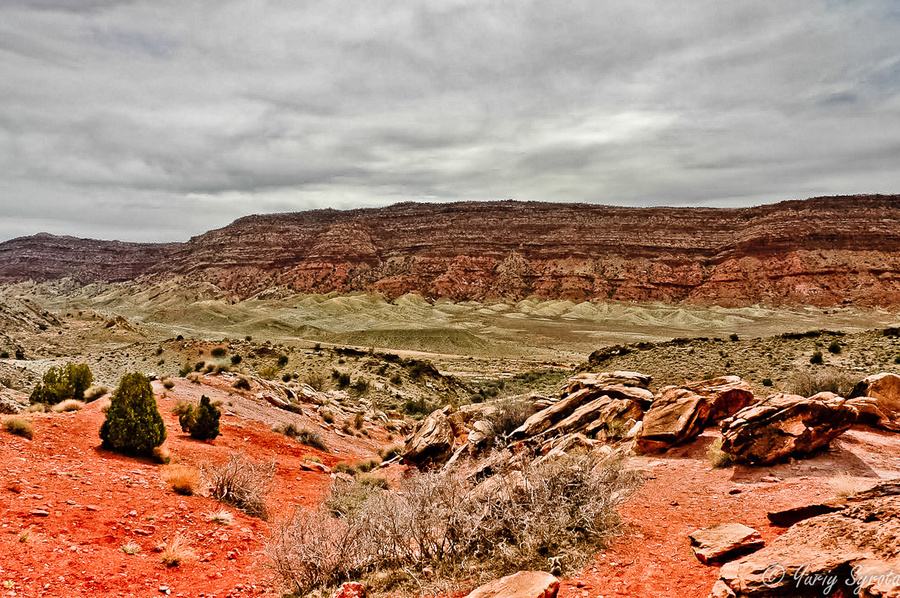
xmin=761 ymin=378 xmax=773 ymax=387
xmin=211 ymin=347 xmax=227 ymax=358
xmin=30 ymin=363 xmax=93 ymax=405
xmin=827 ymin=341 xmax=842 ymax=354
xmin=178 ymin=364 xmax=193 ymax=377
xmin=232 ymin=376 xmax=251 ymax=390
xmin=230 ymin=354 xmax=243 ymax=365
xmin=4 ymin=417 xmax=33 ymax=439
xmin=810 ymin=351 xmax=824 ymax=365
xmin=190 ymin=396 xmax=221 ymax=441
xmin=282 ymin=373 xmax=291 ymax=383
xmin=277 ymin=355 xmax=289 ymax=368
xmin=173 ymin=400 xmax=196 ymax=432
xmin=729 ymin=333 xmax=739 ymax=341
xmin=174 ymin=397 xmax=220 ymax=440
xmin=99 ymin=373 xmax=166 ymax=457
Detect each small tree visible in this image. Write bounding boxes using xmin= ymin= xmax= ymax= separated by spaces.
xmin=190 ymin=395 xmax=221 ymax=441
xmin=99 ymin=373 xmax=166 ymax=456
xmin=30 ymin=363 xmax=93 ymax=405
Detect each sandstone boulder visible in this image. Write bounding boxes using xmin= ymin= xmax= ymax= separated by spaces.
xmin=689 ymin=523 xmax=764 ymax=564
xmin=635 ymin=377 xmax=754 ymax=454
xmin=848 ymin=372 xmax=900 ymax=431
xmin=466 ymin=571 xmax=559 ymax=598
xmin=710 ymin=494 xmax=900 ymax=598
xmin=720 ymin=392 xmax=857 ymax=465
xmin=402 ymin=406 xmax=456 ymax=467
xmin=635 ymin=387 xmax=712 ymax=454
xmin=681 ymin=376 xmax=754 ymax=421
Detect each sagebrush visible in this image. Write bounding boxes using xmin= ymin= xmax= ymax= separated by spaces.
xmin=267 ymin=452 xmax=640 ymax=594
xmin=204 ymin=454 xmax=275 ymax=519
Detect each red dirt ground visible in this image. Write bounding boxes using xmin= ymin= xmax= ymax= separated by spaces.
xmin=3 ymin=381 xmax=899 ymax=598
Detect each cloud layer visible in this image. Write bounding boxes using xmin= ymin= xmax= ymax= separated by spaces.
xmin=1 ymin=1 xmax=899 ymax=241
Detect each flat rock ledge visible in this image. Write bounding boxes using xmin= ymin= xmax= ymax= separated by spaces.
xmin=690 ymin=522 xmax=765 ymax=564
xmin=466 ymin=571 xmax=560 ymax=598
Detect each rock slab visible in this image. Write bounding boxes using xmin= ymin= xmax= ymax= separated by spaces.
xmin=849 ymin=372 xmax=900 ymax=431
xmin=720 ymin=392 xmax=857 ymax=465
xmin=689 ymin=523 xmax=764 ymax=564
xmin=466 ymin=571 xmax=559 ymax=598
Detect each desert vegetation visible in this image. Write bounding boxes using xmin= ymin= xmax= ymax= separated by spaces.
xmin=203 ymin=453 xmax=275 ymax=519
xmin=99 ymin=372 xmax=166 ymax=457
xmin=267 ymin=452 xmax=639 ymax=594
xmin=29 ymin=363 xmax=92 ymax=405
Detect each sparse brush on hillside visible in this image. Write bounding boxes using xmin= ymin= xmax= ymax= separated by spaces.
xmin=788 ymin=369 xmax=857 ymax=398
xmin=30 ymin=363 xmax=93 ymax=405
xmin=488 ymin=397 xmax=540 ymax=439
xmin=268 ymin=453 xmax=640 ymax=594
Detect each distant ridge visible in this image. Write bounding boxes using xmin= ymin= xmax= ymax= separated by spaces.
xmin=2 ymin=195 xmax=900 ymax=306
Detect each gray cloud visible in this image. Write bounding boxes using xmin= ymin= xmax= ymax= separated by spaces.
xmin=1 ymin=0 xmax=899 ymax=241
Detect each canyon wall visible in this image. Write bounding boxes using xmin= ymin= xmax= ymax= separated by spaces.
xmin=2 ymin=195 xmax=900 ymax=306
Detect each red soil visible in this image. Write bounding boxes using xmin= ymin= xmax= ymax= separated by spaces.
xmin=0 ymin=378 xmax=376 ymax=598
xmin=3 ymin=382 xmax=898 ymax=598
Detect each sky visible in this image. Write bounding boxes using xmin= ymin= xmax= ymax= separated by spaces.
xmin=1 ymin=1 xmax=899 ymax=243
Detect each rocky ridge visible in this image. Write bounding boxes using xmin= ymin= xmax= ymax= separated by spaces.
xmin=2 ymin=195 xmax=900 ymax=306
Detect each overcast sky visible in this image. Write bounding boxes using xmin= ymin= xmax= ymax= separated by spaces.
xmin=1 ymin=1 xmax=899 ymax=242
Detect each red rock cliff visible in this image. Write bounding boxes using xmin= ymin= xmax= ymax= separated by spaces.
xmin=2 ymin=195 xmax=900 ymax=306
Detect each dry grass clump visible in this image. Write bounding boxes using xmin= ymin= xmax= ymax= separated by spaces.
xmin=161 ymin=377 xmax=176 ymax=389
xmin=204 ymin=453 xmax=275 ymax=519
xmin=186 ymin=372 xmax=202 ymax=384
xmin=120 ymin=541 xmax=141 ymax=555
xmin=788 ymin=369 xmax=856 ymax=398
xmin=3 ymin=417 xmax=33 ymax=439
xmin=83 ymin=385 xmax=108 ymax=402
xmin=267 ymin=452 xmax=640 ymax=594
xmin=50 ymin=399 xmax=84 ymax=413
xmin=377 ymin=443 xmax=404 ymax=461
xmin=332 ymin=458 xmax=381 ymax=476
xmin=161 ymin=464 xmax=201 ymax=496
xmin=831 ymin=472 xmax=869 ymax=499
xmin=274 ymin=423 xmax=329 ymax=452
xmin=206 ymin=509 xmax=234 ymax=525
xmin=160 ymin=534 xmax=194 ymax=567
xmin=706 ymin=437 xmax=733 ymax=469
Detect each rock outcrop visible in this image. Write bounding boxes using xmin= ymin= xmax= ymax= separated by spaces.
xmin=689 ymin=523 xmax=764 ymax=564
xmin=635 ymin=376 xmax=752 ymax=454
xmin=401 ymin=406 xmax=457 ymax=467
xmin=720 ymin=392 xmax=858 ymax=465
xmin=4 ymin=195 xmax=900 ymax=306
xmin=465 ymin=571 xmax=559 ymax=598
xmin=510 ymin=371 xmax=651 ymax=443
xmin=710 ymin=489 xmax=900 ymax=598
xmin=849 ymin=372 xmax=900 ymax=431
